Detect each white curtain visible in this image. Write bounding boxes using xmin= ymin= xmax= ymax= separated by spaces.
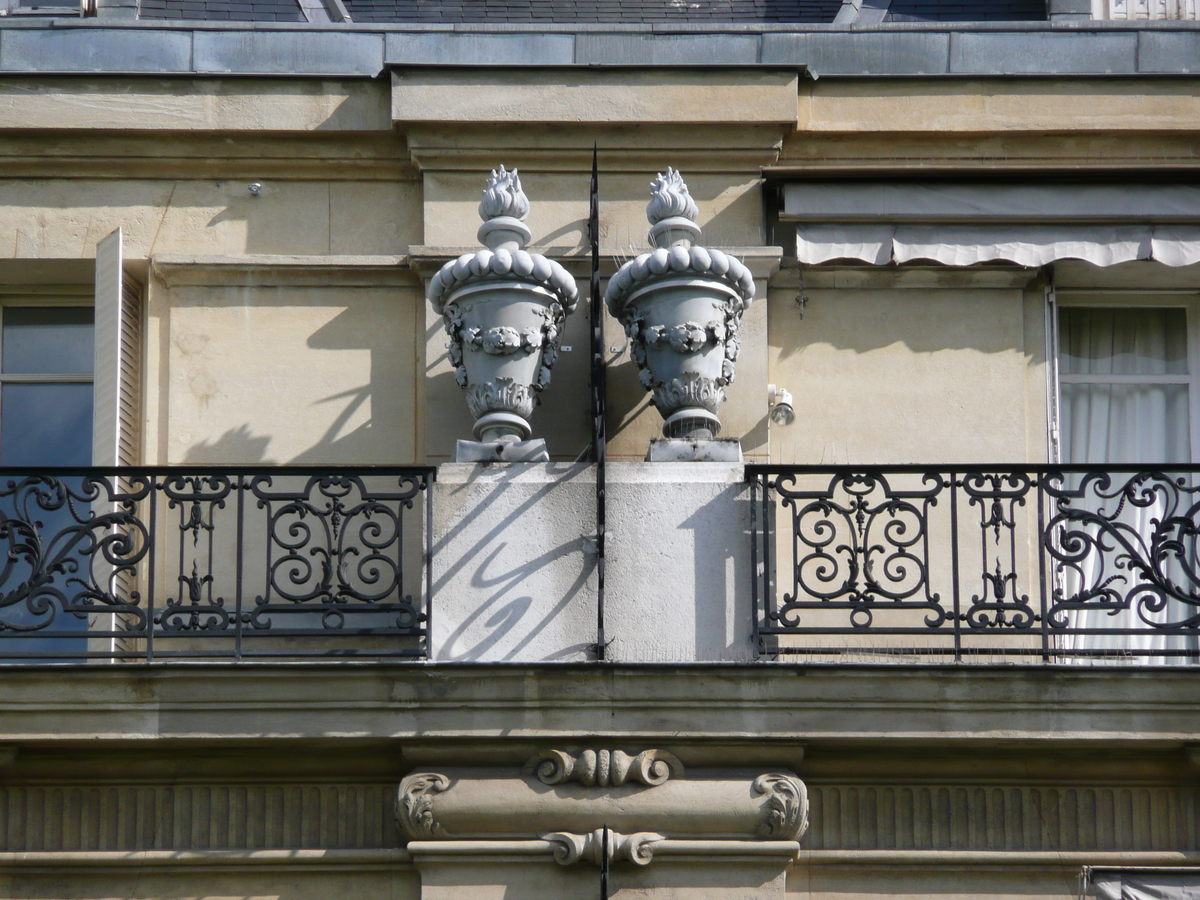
xmin=1058 ymin=308 xmax=1199 ymax=662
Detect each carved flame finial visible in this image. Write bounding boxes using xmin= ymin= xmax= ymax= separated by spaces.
xmin=646 ymin=167 xmax=699 ymax=226
xmin=479 ymin=165 xmax=530 ymax=222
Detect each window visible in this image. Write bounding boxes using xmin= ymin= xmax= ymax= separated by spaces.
xmin=0 ymin=305 xmax=95 ymax=466
xmin=1058 ymin=305 xmax=1194 ymax=466
xmin=1052 ymin=293 xmax=1200 ymax=662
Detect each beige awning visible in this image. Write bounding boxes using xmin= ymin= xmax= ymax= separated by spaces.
xmin=784 ymin=182 xmax=1200 ymax=268
xmin=795 ymin=224 xmax=1200 ymax=268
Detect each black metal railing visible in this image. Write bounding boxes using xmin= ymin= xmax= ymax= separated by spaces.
xmin=748 ymin=465 xmax=1200 ymax=663
xmin=0 ymin=467 xmax=435 ymax=662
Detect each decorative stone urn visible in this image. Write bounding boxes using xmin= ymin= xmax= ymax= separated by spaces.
xmin=429 ymin=166 xmax=578 ymax=459
xmin=605 ymin=168 xmax=754 ymax=443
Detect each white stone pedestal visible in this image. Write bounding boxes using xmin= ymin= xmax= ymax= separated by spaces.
xmin=429 ymin=462 xmax=755 ymax=663
xmin=606 ymin=462 xmax=754 ymax=662
xmin=430 ymin=463 xmax=598 ymax=662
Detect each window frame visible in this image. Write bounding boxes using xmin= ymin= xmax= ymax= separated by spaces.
xmin=0 ymin=288 xmax=96 ymax=465
xmin=1050 ymin=287 xmax=1200 ymax=466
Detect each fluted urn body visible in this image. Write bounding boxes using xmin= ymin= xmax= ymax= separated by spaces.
xmin=429 ymin=167 xmax=578 ymax=445
xmin=605 ymin=169 xmax=754 ymax=440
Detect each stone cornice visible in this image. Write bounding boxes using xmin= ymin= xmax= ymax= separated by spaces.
xmin=410 ymin=247 xmax=783 ymax=281
xmin=8 ymin=847 xmax=1200 ymax=872
xmin=0 ymin=849 xmax=414 ymax=871
xmin=2 ymin=23 xmax=1200 ymax=78
xmin=1 ymin=664 xmax=1196 ymax=747
xmin=151 ymin=254 xmax=419 ymax=288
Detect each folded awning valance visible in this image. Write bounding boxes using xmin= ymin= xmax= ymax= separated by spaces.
xmin=782 ymin=182 xmax=1200 ymax=268
xmin=795 ymin=224 xmax=1200 ymax=267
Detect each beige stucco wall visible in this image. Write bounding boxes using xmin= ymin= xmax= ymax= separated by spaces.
xmin=766 ymin=268 xmax=1049 ymax=465
xmin=0 ymin=178 xmax=420 ymax=261
xmin=797 ymin=78 xmax=1200 ymax=134
xmin=0 ymin=78 xmax=392 ymax=132
xmin=149 ymin=265 xmax=424 ymax=465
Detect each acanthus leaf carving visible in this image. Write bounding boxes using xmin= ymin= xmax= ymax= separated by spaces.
xmin=752 ymin=773 xmax=809 ymax=841
xmin=651 ymin=372 xmax=725 ymax=416
xmin=523 ymin=748 xmax=683 ymax=787
xmin=542 ymin=829 xmax=665 ymax=867
xmin=396 ymin=772 xmax=451 ymax=839
xmin=465 ymin=376 xmax=537 ymax=420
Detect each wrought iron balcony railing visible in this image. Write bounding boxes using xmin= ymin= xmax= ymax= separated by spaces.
xmin=748 ymin=465 xmax=1200 ymax=663
xmin=0 ymin=467 xmax=435 ymax=662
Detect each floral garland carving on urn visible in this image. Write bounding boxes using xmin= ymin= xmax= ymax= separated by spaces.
xmin=428 ymin=166 xmax=578 ymax=446
xmin=605 ymin=168 xmax=755 ymax=441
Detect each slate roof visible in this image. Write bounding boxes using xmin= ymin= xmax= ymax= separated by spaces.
xmin=139 ymin=0 xmax=305 ymax=20
xmin=343 ymin=0 xmax=840 ymax=23
xmin=133 ymin=0 xmax=1042 ymax=25
xmin=885 ymin=0 xmax=1044 ymax=20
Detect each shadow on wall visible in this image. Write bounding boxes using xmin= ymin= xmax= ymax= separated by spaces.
xmin=432 ymin=465 xmax=597 ymax=662
xmin=175 ymin=290 xmax=417 ymax=466
xmin=183 ymin=423 xmax=273 ymax=464
xmin=295 ymin=302 xmax=413 ymax=464
xmin=772 ymin=284 xmax=1039 ymax=362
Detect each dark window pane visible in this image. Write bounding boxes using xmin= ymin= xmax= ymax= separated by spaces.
xmin=2 ymin=307 xmax=94 ymax=375
xmin=0 ymin=383 xmax=93 ymax=466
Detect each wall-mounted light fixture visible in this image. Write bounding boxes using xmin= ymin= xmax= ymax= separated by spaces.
xmin=768 ymin=384 xmax=795 ymax=426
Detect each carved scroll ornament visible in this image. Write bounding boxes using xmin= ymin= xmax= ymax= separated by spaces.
xmin=542 ymin=829 xmax=665 ymax=866
xmin=753 ymin=773 xmax=809 ymax=841
xmin=397 ymin=772 xmax=450 ymax=839
xmin=523 ymin=749 xmax=683 ymax=787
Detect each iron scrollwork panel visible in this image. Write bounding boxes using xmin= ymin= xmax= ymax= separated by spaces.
xmin=0 ymin=474 xmax=151 ymax=638
xmin=769 ymin=471 xmax=947 ymax=632
xmin=157 ymin=473 xmax=237 ymax=634
xmin=247 ymin=473 xmax=428 ymax=635
xmin=959 ymin=472 xmax=1038 ymax=632
xmin=1044 ymin=470 xmax=1200 ymax=632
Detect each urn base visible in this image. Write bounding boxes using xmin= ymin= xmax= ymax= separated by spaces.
xmin=474 ymin=410 xmax=533 ymax=443
xmin=662 ymin=406 xmax=722 ymax=440
xmin=646 ymin=438 xmax=744 ymax=463
xmin=455 ymin=438 xmax=550 ymax=463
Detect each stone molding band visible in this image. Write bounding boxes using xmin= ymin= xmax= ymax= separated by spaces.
xmin=406 ymin=839 xmax=804 ymax=864
xmin=12 ymin=848 xmax=1200 ymax=871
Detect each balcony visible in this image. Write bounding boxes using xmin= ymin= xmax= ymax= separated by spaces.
xmin=3 ymin=464 xmax=1200 ymax=665
xmin=749 ymin=465 xmax=1200 ymax=664
xmin=0 ymin=467 xmax=434 ymax=661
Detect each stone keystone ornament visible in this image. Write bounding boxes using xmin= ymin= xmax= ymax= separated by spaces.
xmin=605 ymin=168 xmax=755 ymax=447
xmin=429 ymin=166 xmax=578 ymax=461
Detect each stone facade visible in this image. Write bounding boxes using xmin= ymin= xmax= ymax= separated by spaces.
xmin=1 ymin=15 xmax=1200 ymax=900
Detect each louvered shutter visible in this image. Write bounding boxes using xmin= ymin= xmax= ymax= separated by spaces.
xmin=93 ymin=228 xmax=142 ymax=467
xmin=92 ymin=229 xmax=144 ymax=657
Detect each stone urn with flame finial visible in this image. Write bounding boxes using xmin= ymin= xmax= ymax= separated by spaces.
xmin=605 ymin=168 xmax=755 ymax=454
xmin=428 ymin=166 xmax=578 ymax=461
